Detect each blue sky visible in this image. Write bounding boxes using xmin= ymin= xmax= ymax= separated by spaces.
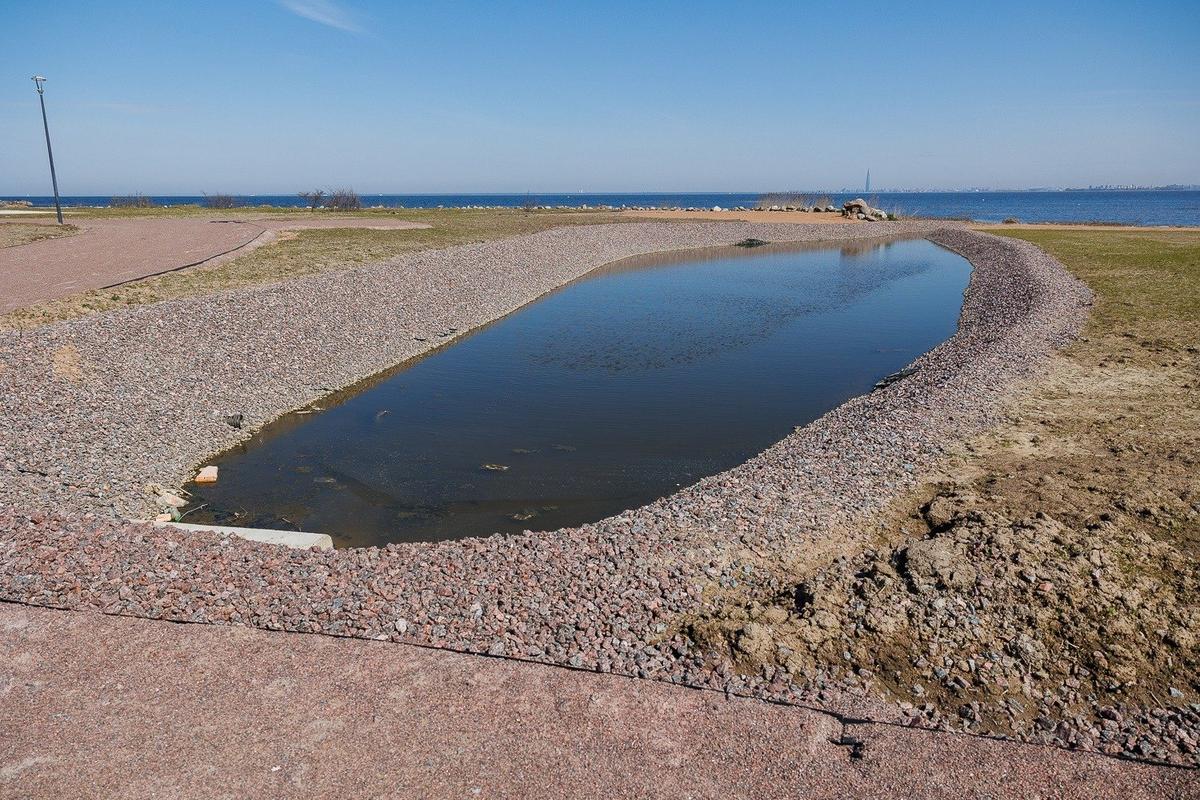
xmin=2 ymin=0 xmax=1197 ymax=194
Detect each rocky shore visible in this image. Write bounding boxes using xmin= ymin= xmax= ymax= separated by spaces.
xmin=5 ymin=221 xmax=1190 ymax=766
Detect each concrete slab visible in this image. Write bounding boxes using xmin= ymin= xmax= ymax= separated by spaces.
xmin=1 ymin=604 xmax=1192 ymax=799
xmin=155 ymin=521 xmax=334 ymax=550
xmin=0 ymin=218 xmax=263 ymax=313
xmin=0 ymin=216 xmax=430 ymax=314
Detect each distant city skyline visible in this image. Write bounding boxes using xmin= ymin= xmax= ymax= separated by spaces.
xmin=6 ymin=185 xmax=1199 ymax=201
xmin=2 ymin=1 xmax=1198 ymax=195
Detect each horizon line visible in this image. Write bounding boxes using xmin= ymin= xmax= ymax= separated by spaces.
xmin=4 ymin=186 xmax=1199 ymax=198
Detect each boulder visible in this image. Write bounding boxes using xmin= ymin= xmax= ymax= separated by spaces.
xmin=156 ymin=491 xmax=188 ymax=509
xmin=843 ymin=198 xmax=888 ymax=220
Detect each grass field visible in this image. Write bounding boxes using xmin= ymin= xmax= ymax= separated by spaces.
xmin=1001 ymin=228 xmax=1200 ymax=350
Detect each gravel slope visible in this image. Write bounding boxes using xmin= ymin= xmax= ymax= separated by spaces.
xmin=6 ymin=221 xmax=1149 ymax=762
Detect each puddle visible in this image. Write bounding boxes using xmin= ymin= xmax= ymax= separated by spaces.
xmin=184 ymin=238 xmax=971 ymax=546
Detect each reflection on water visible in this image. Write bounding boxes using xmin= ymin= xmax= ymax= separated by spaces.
xmin=185 ymin=238 xmax=970 ymax=547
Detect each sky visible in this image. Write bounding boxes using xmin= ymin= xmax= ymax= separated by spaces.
xmin=1 ymin=0 xmax=1198 ymax=195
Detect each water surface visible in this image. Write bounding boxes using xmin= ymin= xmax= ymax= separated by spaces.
xmin=10 ymin=190 xmax=1199 ymax=226
xmin=185 ymin=238 xmax=970 ymax=546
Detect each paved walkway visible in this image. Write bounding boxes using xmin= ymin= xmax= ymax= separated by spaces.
xmin=1 ymin=604 xmax=1192 ymax=799
xmin=0 ymin=216 xmax=429 ymax=314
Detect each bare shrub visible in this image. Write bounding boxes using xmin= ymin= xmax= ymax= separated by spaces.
xmin=755 ymin=192 xmax=812 ymax=210
xmin=203 ymin=193 xmax=238 ymax=209
xmin=299 ymin=190 xmax=325 ymax=210
xmin=327 ymin=188 xmax=362 ymax=211
xmin=520 ymin=193 xmax=538 ymax=213
xmin=110 ymin=194 xmax=155 ymax=208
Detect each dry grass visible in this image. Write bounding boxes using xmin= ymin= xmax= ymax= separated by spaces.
xmin=0 ymin=222 xmax=79 ymax=249
xmin=0 ymin=208 xmax=629 ymax=329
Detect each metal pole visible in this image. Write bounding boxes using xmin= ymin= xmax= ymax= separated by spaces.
xmin=32 ymin=76 xmax=64 ymax=225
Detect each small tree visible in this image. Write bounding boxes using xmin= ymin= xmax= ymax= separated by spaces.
xmin=520 ymin=193 xmax=538 ymax=213
xmin=203 ymin=193 xmax=237 ymax=209
xmin=327 ymin=187 xmax=362 ymax=211
xmin=299 ymin=190 xmax=325 ymax=210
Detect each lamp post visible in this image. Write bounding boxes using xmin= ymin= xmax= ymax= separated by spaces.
xmin=31 ymin=75 xmax=64 ymax=225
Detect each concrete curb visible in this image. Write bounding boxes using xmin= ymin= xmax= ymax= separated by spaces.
xmin=152 ymin=520 xmax=333 ymax=550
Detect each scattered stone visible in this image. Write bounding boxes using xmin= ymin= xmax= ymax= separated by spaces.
xmin=155 ymin=491 xmax=189 ymax=509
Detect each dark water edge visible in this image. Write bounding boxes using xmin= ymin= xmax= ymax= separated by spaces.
xmin=5 ymin=190 xmax=1199 ymax=226
xmin=183 ymin=238 xmax=972 ymax=547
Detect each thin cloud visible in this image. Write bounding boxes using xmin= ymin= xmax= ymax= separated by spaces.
xmin=278 ymin=0 xmax=363 ymax=33
xmin=84 ymin=101 xmax=162 ymax=115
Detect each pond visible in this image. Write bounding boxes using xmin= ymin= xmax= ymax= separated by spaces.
xmin=183 ymin=237 xmax=971 ymax=547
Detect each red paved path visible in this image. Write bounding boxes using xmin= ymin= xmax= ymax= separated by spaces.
xmin=2 ymin=603 xmax=1192 ymax=799
xmin=0 ymin=217 xmax=428 ymax=314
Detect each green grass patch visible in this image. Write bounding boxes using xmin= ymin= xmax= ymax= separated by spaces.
xmin=991 ymin=228 xmax=1200 ymax=357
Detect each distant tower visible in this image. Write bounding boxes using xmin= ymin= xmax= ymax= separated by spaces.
xmin=865 ymin=169 xmax=871 ymax=194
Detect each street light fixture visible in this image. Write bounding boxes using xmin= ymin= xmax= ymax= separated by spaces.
xmin=31 ymin=75 xmax=64 ymax=225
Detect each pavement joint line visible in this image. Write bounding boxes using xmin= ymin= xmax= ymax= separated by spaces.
xmin=5 ymin=598 xmax=1185 ymax=772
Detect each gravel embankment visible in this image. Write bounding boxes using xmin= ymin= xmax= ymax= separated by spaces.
xmin=6 ymin=222 xmax=1180 ymax=764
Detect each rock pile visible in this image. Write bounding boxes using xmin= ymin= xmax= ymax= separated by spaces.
xmin=842 ymin=198 xmax=890 ymax=221
xmin=694 ymin=488 xmax=1200 ymax=764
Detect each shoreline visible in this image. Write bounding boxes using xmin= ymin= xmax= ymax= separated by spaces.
xmin=7 ymin=204 xmax=1200 ymax=231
